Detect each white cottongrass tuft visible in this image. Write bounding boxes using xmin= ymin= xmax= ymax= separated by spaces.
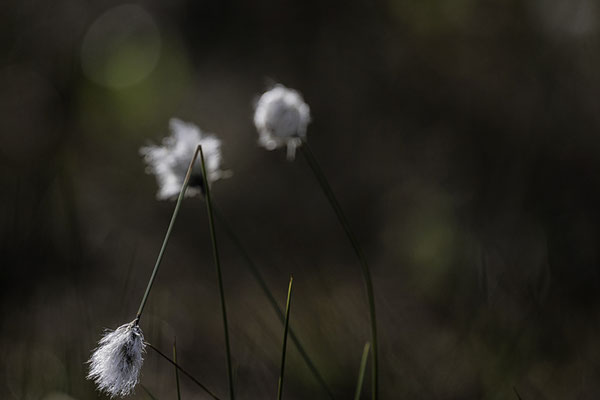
xmin=254 ymin=84 xmax=311 ymax=160
xmin=87 ymin=321 xmax=145 ymax=398
xmin=140 ymin=118 xmax=231 ymax=200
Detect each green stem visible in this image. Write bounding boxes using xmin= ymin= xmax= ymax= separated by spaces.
xmin=141 ymin=384 xmax=160 ymax=400
xmin=147 ymin=342 xmax=221 ymax=400
xmin=199 ymin=146 xmax=235 ymax=400
xmin=354 ymin=342 xmax=371 ymax=400
xmin=173 ymin=337 xmax=182 ymax=400
xmin=513 ymin=387 xmax=523 ymax=400
xmin=212 ymin=205 xmax=335 ymax=399
xmin=300 ymin=143 xmax=379 ymax=400
xmin=277 ymin=275 xmax=294 ymax=400
xmin=136 ymin=145 xmax=202 ymax=322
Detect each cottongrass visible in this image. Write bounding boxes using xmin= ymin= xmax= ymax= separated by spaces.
xmin=254 ymin=84 xmax=311 ymax=160
xmin=87 ymin=320 xmax=145 ymax=398
xmin=140 ymin=118 xmax=231 ymax=200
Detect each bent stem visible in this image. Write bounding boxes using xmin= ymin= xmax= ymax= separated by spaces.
xmin=199 ymin=146 xmax=235 ymax=400
xmin=513 ymin=387 xmax=523 ymax=400
xmin=141 ymin=384 xmax=159 ymax=400
xmin=354 ymin=342 xmax=371 ymax=400
xmin=277 ymin=275 xmax=294 ymax=400
xmin=300 ymin=142 xmax=379 ymax=400
xmin=173 ymin=337 xmax=182 ymax=400
xmin=212 ymin=205 xmax=335 ymax=399
xmin=147 ymin=342 xmax=221 ymax=400
xmin=135 ymin=145 xmax=202 ymax=323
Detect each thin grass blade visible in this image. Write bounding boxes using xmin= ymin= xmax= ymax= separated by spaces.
xmin=173 ymin=337 xmax=182 ymax=400
xmin=212 ymin=205 xmax=334 ymax=399
xmin=353 ymin=342 xmax=371 ymax=400
xmin=199 ymin=145 xmax=235 ymax=400
xmin=146 ymin=342 xmax=221 ymax=400
xmin=136 ymin=145 xmax=203 ymax=322
xmin=141 ymin=384 xmax=160 ymax=400
xmin=277 ymin=274 xmax=294 ymax=400
xmin=513 ymin=387 xmax=523 ymax=400
xmin=300 ymin=142 xmax=379 ymax=399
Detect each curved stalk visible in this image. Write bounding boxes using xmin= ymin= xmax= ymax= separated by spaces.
xmin=199 ymin=146 xmax=235 ymax=400
xmin=277 ymin=275 xmax=294 ymax=400
xmin=300 ymin=143 xmax=379 ymax=400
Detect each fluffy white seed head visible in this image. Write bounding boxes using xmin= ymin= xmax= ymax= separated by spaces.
xmin=140 ymin=118 xmax=231 ymax=200
xmin=254 ymin=84 xmax=311 ymax=160
xmin=87 ymin=321 xmax=145 ymax=398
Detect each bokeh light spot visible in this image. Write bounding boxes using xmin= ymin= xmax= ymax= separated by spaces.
xmin=81 ymin=4 xmax=161 ymax=89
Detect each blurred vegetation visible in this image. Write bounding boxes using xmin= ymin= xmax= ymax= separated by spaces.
xmin=2 ymin=0 xmax=600 ymax=399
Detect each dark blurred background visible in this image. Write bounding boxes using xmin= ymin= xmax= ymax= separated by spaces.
xmin=2 ymin=0 xmax=600 ymax=399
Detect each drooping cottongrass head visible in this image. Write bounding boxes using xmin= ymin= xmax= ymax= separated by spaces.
xmin=254 ymin=84 xmax=311 ymax=160
xmin=87 ymin=321 xmax=145 ymax=398
xmin=140 ymin=118 xmax=231 ymax=200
